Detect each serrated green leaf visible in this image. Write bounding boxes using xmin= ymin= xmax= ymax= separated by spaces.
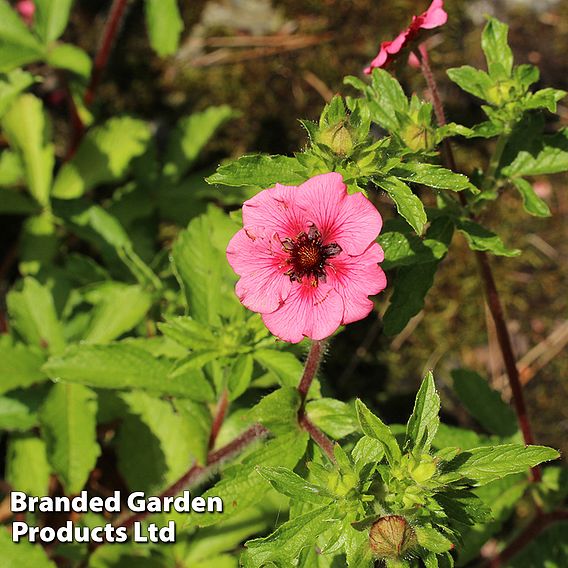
xmin=0 ymin=336 xmax=46 ymax=394
xmin=52 ymin=117 xmax=151 ymax=198
xmin=7 ymin=277 xmax=66 ymax=354
xmin=83 ymin=283 xmax=153 ymax=344
xmin=0 ymin=1 xmax=46 ymax=72
xmin=188 ymin=430 xmax=308 ymax=528
xmin=116 ymin=392 xmax=198 ymax=493
xmin=382 ymin=261 xmax=438 ymax=336
xmin=39 ymin=382 xmax=100 ymax=494
xmin=158 ymin=316 xmax=218 ymax=350
xmin=257 ymin=466 xmax=334 ymax=503
xmin=6 ymin=433 xmax=51 ymax=495
xmin=392 ymin=163 xmax=476 ymax=192
xmin=144 ymin=0 xmax=183 ymax=57
xmin=351 ymin=436 xmax=384 ymax=472
xmin=456 ymin=219 xmax=520 ymax=257
xmin=523 ymin=88 xmax=566 ymax=113
xmin=415 ymin=525 xmax=453 ymax=553
xmin=375 ymin=176 xmax=427 ymax=235
xmin=449 ymin=444 xmax=559 ymax=486
xmin=434 ymin=490 xmax=491 ymax=526
xmin=365 ymin=68 xmax=408 ymax=132
xmin=172 ymin=207 xmax=239 ymax=325
xmin=46 ymin=43 xmax=91 ymax=78
xmin=1 ymin=94 xmax=54 ymax=207
xmin=0 ymin=393 xmax=39 ymax=430
xmin=306 ymin=398 xmax=358 ymax=439
xmin=243 ymin=504 xmax=339 ymax=567
xmin=0 ymin=529 xmax=56 ymax=567
xmin=511 ymin=178 xmax=551 ymax=218
xmin=43 ymin=343 xmax=210 ymax=398
xmin=482 ymin=18 xmax=513 ymax=79
xmin=446 ymin=66 xmax=493 ymax=101
xmin=249 ymin=386 xmax=301 ymax=435
xmin=253 ymin=349 xmax=305 ymax=388
xmin=206 ymin=154 xmax=306 ymax=188
xmin=451 ymin=368 xmax=517 ymax=437
xmin=228 ymin=354 xmax=254 ymax=401
xmin=355 ymin=399 xmax=401 ymax=465
xmin=405 ymin=372 xmax=440 ymax=452
xmin=164 ymin=106 xmax=235 ymax=181
xmin=34 ymin=0 xmax=74 ymax=43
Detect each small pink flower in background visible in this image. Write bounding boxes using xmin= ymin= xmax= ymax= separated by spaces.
xmin=227 ymin=172 xmax=387 ymax=343
xmin=16 ymin=0 xmax=35 ymax=25
xmin=364 ymin=0 xmax=447 ymax=73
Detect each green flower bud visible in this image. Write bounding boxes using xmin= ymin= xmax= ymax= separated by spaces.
xmin=317 ymin=121 xmax=354 ymax=156
xmin=486 ymin=80 xmax=516 ymax=106
xmin=409 ymin=454 xmax=437 ymax=483
xmin=369 ymin=515 xmax=417 ymax=559
xmin=400 ymin=123 xmax=433 ymax=152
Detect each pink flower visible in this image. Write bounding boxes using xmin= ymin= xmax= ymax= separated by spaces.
xmin=226 ymin=172 xmax=387 ymax=343
xmin=364 ymin=0 xmax=447 ymax=73
xmin=16 ymin=0 xmax=35 ymax=25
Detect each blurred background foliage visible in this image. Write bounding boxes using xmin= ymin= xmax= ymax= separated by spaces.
xmin=1 ymin=0 xmax=566 ymax=458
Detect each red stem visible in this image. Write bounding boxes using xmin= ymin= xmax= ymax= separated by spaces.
xmin=417 ymin=49 xmax=541 ymax=482
xmin=84 ymin=0 xmax=130 ymax=107
xmin=484 ymin=510 xmax=568 ymax=567
xmin=209 ymin=388 xmax=229 ymax=450
xmin=298 ymin=339 xmax=326 ymax=403
xmin=298 ymin=413 xmax=336 ymax=463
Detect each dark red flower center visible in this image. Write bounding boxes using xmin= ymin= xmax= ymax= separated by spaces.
xmin=281 ymin=224 xmax=342 ymax=285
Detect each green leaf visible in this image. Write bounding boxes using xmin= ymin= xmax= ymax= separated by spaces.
xmin=355 ymin=399 xmax=401 ymax=464
xmin=482 ymin=18 xmax=513 ymax=79
xmin=362 ymin=68 xmax=408 ymax=132
xmin=164 ymin=106 xmax=235 ymax=181
xmin=243 ymin=504 xmax=339 ymax=567
xmin=0 ymin=188 xmax=37 ymax=215
xmin=351 ymin=435 xmax=384 ymax=471
xmin=6 ymin=433 xmax=51 ymax=495
xmin=375 ymin=176 xmax=427 ymax=235
xmin=253 ymin=349 xmax=304 ymax=388
xmin=1 ymin=94 xmax=54 ymax=207
xmin=228 ymin=354 xmax=254 ymax=401
xmin=511 ymin=178 xmax=551 ymax=217
xmin=306 ymin=398 xmax=358 ymax=439
xmin=206 ymin=154 xmax=307 ymax=188
xmin=0 ymin=69 xmax=35 ymax=118
xmin=173 ymin=399 xmax=211 ymax=466
xmin=392 ymin=163 xmax=476 ymax=192
xmin=159 ymin=316 xmax=218 ymax=350
xmin=0 ymin=529 xmax=56 ymax=567
xmin=405 ymin=372 xmax=440 ymax=453
xmin=382 ymin=261 xmax=438 ymax=336
xmin=449 ymin=444 xmax=559 ymax=486
xmin=249 ymin=386 xmax=301 ymax=435
xmin=189 ymin=430 xmax=308 ymax=528
xmin=502 ymin=129 xmax=568 ymax=177
xmin=172 ymin=207 xmax=239 ymax=325
xmin=43 ymin=343 xmax=211 ymax=398
xmin=34 ymin=0 xmax=74 ymax=43
xmin=523 ymin=88 xmax=566 ymax=113
xmin=434 ymin=490 xmax=491 ymax=526
xmin=456 ymin=219 xmax=520 ymax=257
xmin=0 ymin=336 xmax=46 ymax=394
xmin=451 ymin=368 xmax=518 ymax=437
xmin=256 ymin=466 xmax=334 ymax=503
xmin=52 ymin=117 xmax=151 ymax=198
xmin=446 ymin=66 xmax=493 ymax=101
xmin=46 ymin=43 xmax=91 ymax=77
xmin=116 ymin=392 xmax=199 ymax=493
xmin=415 ymin=525 xmax=453 ymax=553
xmin=83 ymin=283 xmax=153 ymax=344
xmin=0 ymin=392 xmax=40 ymax=431
xmin=39 ymin=382 xmax=100 ymax=494
xmin=0 ymin=1 xmax=46 ymax=71
xmin=144 ymin=0 xmax=183 ymax=57
xmin=7 ymin=277 xmax=66 ymax=354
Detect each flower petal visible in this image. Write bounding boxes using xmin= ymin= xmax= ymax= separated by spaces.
xmin=328 ymin=243 xmax=387 ymax=325
xmin=262 ymin=282 xmax=344 ymax=343
xmin=421 ymin=0 xmax=448 ymax=29
xmin=242 ymin=183 xmax=306 ymax=239
xmin=227 ymin=228 xmax=292 ymax=313
xmin=296 ymin=173 xmax=383 ymax=255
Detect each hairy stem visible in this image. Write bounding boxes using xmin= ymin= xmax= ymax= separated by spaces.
xmin=298 ymin=413 xmax=336 ymax=463
xmin=484 ymin=510 xmax=568 ymax=567
xmin=209 ymin=388 xmax=229 ymax=450
xmin=417 ymin=48 xmax=541 ymax=481
xmin=298 ymin=339 xmax=326 ymax=403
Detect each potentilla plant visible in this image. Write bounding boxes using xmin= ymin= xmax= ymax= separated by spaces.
xmin=1 ymin=1 xmax=567 ymax=567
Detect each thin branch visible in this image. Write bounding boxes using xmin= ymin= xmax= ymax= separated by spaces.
xmin=483 ymin=510 xmax=568 ymax=567
xmin=417 ymin=48 xmax=541 ymax=482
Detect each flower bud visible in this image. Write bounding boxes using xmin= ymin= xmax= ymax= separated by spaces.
xmin=369 ymin=515 xmax=417 ymax=559
xmin=317 ymin=121 xmax=354 ymax=156
xmin=400 ymin=123 xmax=433 ymax=151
